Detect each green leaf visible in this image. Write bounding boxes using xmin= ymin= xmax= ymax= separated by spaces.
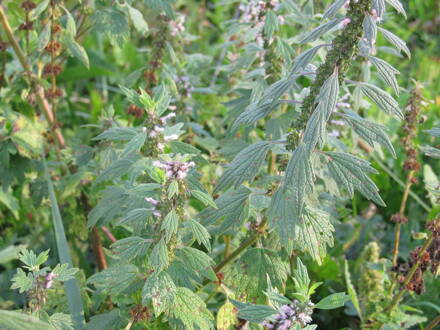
xmin=93 ymin=127 xmax=137 ymax=141
xmin=96 ymin=158 xmax=137 ymax=183
xmin=142 ymin=271 xmax=176 ymax=316
xmin=120 ymin=132 xmax=147 ymax=158
xmin=216 ymin=141 xmax=273 ymax=192
xmin=378 ymin=27 xmax=411 ymax=58
xmin=293 ymin=258 xmax=310 ymax=297
xmin=44 ymin=159 xmax=85 ymax=329
xmin=325 ymin=151 xmax=386 ymax=206
xmin=234 ymin=303 xmax=277 ymax=323
xmin=216 ymin=300 xmax=238 ymax=330
xmin=300 ymin=18 xmax=343 ymax=44
xmin=162 ymin=210 xmax=179 ymax=242
xmin=263 ymin=10 xmax=279 ymax=40
xmin=344 ymin=260 xmax=362 ymax=321
xmin=421 ymin=145 xmax=440 ymax=159
xmin=0 ymin=310 xmax=54 ymax=330
xmin=51 ymin=263 xmax=79 ymax=282
xmin=10 ymin=268 xmax=33 ymax=293
xmin=0 ymin=189 xmax=19 ymax=220
xmin=111 ymin=237 xmax=152 ymax=261
xmin=373 ymin=0 xmax=385 ymax=18
xmin=167 ymin=180 xmax=179 ymax=199
xmin=358 ymin=82 xmax=403 ymax=119
xmin=168 ymin=287 xmax=214 ymax=330
xmin=62 ymin=6 xmax=77 ymax=36
xmin=226 ymin=248 xmax=288 ymax=303
xmin=315 ymin=292 xmax=350 ymax=309
xmin=29 ymin=0 xmax=49 ymax=20
xmin=48 ymin=313 xmax=74 ymax=330
xmin=127 ymin=5 xmax=149 ymax=34
xmin=363 ymin=14 xmax=377 ymax=46
xmin=93 ymin=8 xmax=129 ymax=47
xmin=342 ymin=109 xmax=396 ymax=157
xmin=170 ymin=141 xmax=201 ymax=155
xmin=38 ymin=24 xmax=51 ymax=51
xmin=65 ymin=37 xmax=90 ymax=69
xmin=426 ymin=127 xmax=440 ymax=137
xmin=323 ymin=0 xmax=347 ymax=19
xmin=0 ymin=244 xmax=26 ymax=264
xmin=85 ymin=309 xmax=125 ymax=330
xmin=385 ymin=0 xmax=407 ymax=18
xmin=174 ymin=247 xmax=215 ymax=281
xmin=87 ymin=264 xmax=139 ymax=295
xmin=199 ymin=186 xmax=251 ymax=235
xmin=291 ymin=44 xmax=327 ymax=74
xmin=117 ymin=208 xmax=153 ymax=225
xmin=295 ymin=206 xmax=334 ymax=264
xmin=191 ymin=190 xmax=217 ymax=209
xmin=282 ymin=144 xmax=315 ymax=218
xmin=369 ymin=56 xmax=400 ymax=95
xmin=188 ymin=219 xmax=211 ymax=251
xmin=150 ymin=238 xmax=169 ymax=271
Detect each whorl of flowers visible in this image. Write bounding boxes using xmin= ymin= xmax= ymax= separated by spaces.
xmin=261 ymin=300 xmax=314 ymax=329
xmin=153 ymin=160 xmax=195 ymax=180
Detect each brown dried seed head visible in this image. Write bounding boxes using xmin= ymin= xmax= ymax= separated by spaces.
xmin=21 ymin=0 xmax=37 ymax=11
xmin=127 ymin=105 xmax=144 ymax=118
xmin=43 ymin=63 xmax=63 ymax=76
xmin=390 ymin=213 xmax=408 ymax=224
xmin=45 ymin=88 xmax=63 ymax=99
xmin=44 ymin=41 xmax=62 ymax=55
xmin=19 ymin=21 xmax=34 ymax=31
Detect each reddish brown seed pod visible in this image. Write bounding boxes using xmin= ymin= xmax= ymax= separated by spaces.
xmin=43 ymin=63 xmax=63 ymax=76
xmin=21 ymin=0 xmax=37 ymax=11
xmin=44 ymin=40 xmax=62 ymax=55
xmin=18 ymin=21 xmax=34 ymax=31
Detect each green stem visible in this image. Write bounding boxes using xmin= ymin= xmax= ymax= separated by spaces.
xmin=425 ymin=315 xmax=440 ymax=330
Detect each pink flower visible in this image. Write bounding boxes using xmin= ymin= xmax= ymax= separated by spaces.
xmin=340 ymin=18 xmax=351 ymax=28
xmin=145 ymin=197 xmax=159 ymax=205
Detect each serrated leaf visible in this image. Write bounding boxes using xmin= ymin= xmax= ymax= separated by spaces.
xmin=325 ymin=151 xmax=385 ymax=206
xmin=93 ymin=127 xmax=137 ymax=141
xmin=93 ymin=8 xmax=129 ymax=47
xmin=117 ymin=208 xmax=153 ymax=225
xmin=167 ymin=180 xmax=179 ymax=199
xmin=303 ymin=70 xmax=339 ymax=151
xmin=385 ymin=0 xmax=406 ymax=18
xmin=315 ymin=292 xmax=350 ymax=309
xmin=170 ymin=141 xmax=201 ymax=154
xmin=85 ymin=309 xmax=125 ymax=330
xmin=142 ymin=271 xmax=176 ymax=316
xmin=0 ymin=310 xmax=53 ymax=330
xmin=323 ymin=0 xmax=347 ymax=19
xmin=65 ymin=37 xmax=89 ymax=68
xmin=226 ymin=248 xmax=288 ymax=303
xmin=174 ymin=247 xmax=215 ymax=281
xmin=96 ymin=158 xmax=137 ymax=183
xmin=291 ymin=44 xmax=327 ymax=74
xmin=87 ymin=264 xmax=139 ymax=295
xmin=10 ymin=268 xmax=33 ymax=293
xmin=264 ymin=10 xmax=279 ymax=40
xmin=199 ymin=186 xmax=251 ymax=235
xmin=48 ymin=313 xmax=73 ymax=330
xmin=111 ymin=237 xmax=152 ymax=261
xmin=191 ymin=190 xmax=217 ymax=209
xmin=295 ymin=207 xmax=334 ymax=264
xmin=161 ymin=210 xmax=179 ymax=242
xmin=51 ymin=263 xmax=79 ymax=282
xmin=188 ymin=219 xmax=211 ymax=251
xmin=216 ymin=141 xmax=273 ymax=192
xmin=282 ymin=144 xmax=315 ymax=218
xmin=120 ymin=132 xmax=147 ymax=158
xmin=150 ymin=238 xmax=169 ymax=272
xmin=300 ymin=18 xmax=343 ymax=44
xmin=369 ymin=56 xmax=400 ymax=94
xmin=359 ymin=82 xmax=403 ymax=119
xmin=378 ymin=27 xmax=411 ymax=58
xmin=168 ymin=287 xmax=214 ymax=330
xmin=127 ymin=5 xmax=149 ymax=34
xmin=235 ymin=303 xmax=277 ymax=323
xmin=343 ymin=109 xmax=396 ymax=157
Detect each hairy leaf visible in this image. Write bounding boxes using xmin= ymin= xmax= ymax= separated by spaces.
xmin=369 ymin=56 xmax=400 ymax=95
xmin=300 ymin=18 xmax=343 ymax=44
xmin=378 ymin=27 xmax=411 ymax=58
xmin=359 ymin=82 xmax=403 ymax=119
xmin=142 ymin=271 xmax=176 ymax=316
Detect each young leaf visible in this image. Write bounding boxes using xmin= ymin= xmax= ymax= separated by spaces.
xmin=150 ymin=238 xmax=169 ymax=271
xmin=378 ymin=27 xmax=411 ymax=58
xmin=117 ymin=208 xmax=153 ymax=225
xmin=188 ymin=219 xmax=211 ymax=251
xmin=191 ymin=190 xmax=217 ymax=209
xmin=325 ymin=151 xmax=386 ymax=206
xmin=323 ymin=0 xmax=347 ymax=20
xmin=127 ymin=5 xmax=149 ymax=34
xmin=300 ymin=18 xmax=343 ymax=44
xmin=167 ymin=180 xmax=179 ymax=199
xmin=342 ymin=109 xmax=396 ymax=157
xmin=61 ymin=6 xmax=77 ymax=37
xmin=215 ymin=141 xmax=273 ymax=192
xmin=161 ymin=210 xmax=179 ymax=242
xmin=264 ymin=10 xmax=279 ymax=40
xmin=369 ymin=56 xmax=400 ymax=95
xmin=120 ymin=131 xmax=147 ymax=158
xmin=168 ymin=287 xmax=214 ymax=330
xmin=315 ymin=292 xmax=350 ymax=309
xmin=142 ymin=271 xmax=176 ymax=316
xmin=359 ymin=82 xmax=403 ymax=119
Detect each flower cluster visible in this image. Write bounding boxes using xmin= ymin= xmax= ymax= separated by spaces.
xmin=144 ymin=197 xmax=161 ymax=218
xmin=170 ymin=15 xmax=185 ymax=36
xmin=44 ymin=271 xmax=56 ymax=289
xmin=153 ymin=160 xmax=195 ymax=180
xmin=261 ymin=300 xmax=314 ymax=329
xmin=141 ymin=106 xmax=177 ymax=154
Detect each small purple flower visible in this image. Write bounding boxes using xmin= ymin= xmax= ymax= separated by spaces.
xmin=340 ymin=18 xmax=351 ymax=29
xmin=329 ymin=129 xmax=340 ymax=138
xmin=164 ymin=134 xmax=179 ymax=141
xmin=145 ymin=197 xmax=159 ymax=206
xmin=153 ymin=210 xmax=162 ymax=218
xmin=344 ymin=0 xmax=350 ymax=8
xmin=331 ymin=120 xmax=345 ymax=126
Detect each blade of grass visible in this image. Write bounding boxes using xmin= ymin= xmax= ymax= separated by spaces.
xmin=44 ymin=158 xmax=86 ymax=329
